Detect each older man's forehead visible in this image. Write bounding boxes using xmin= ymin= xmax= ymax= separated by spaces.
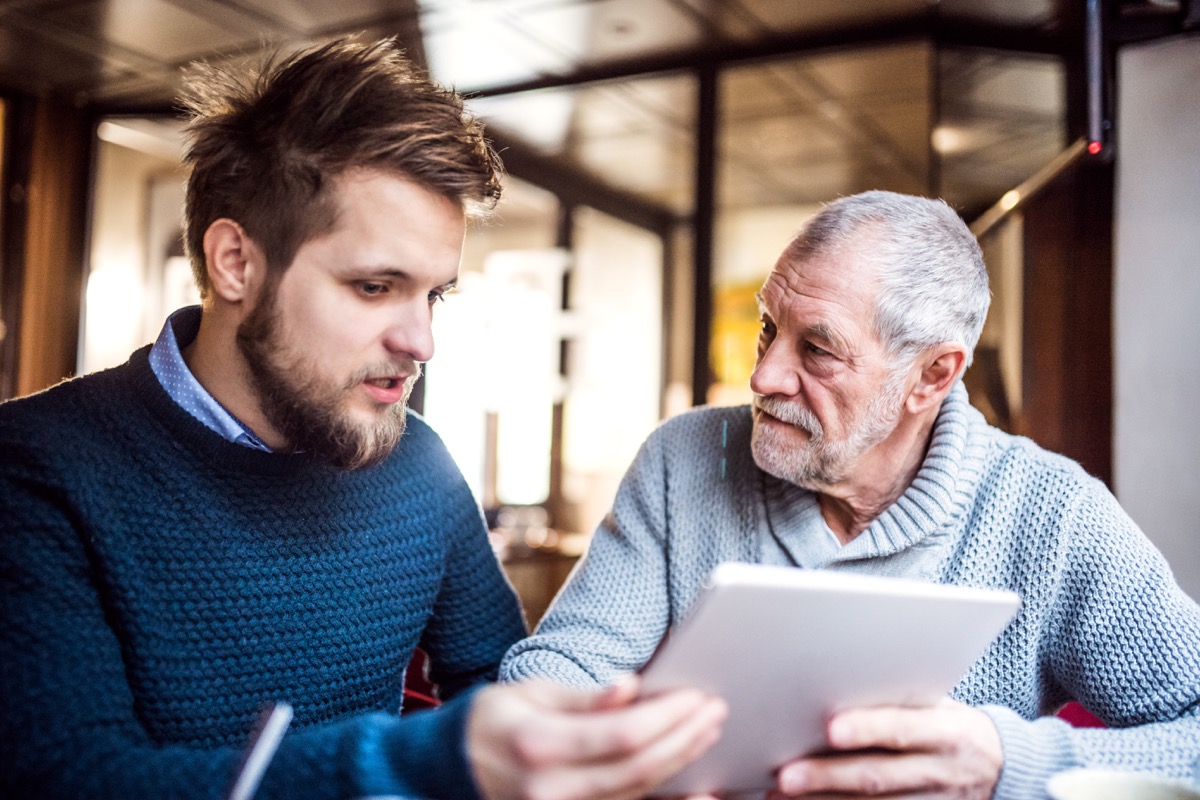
xmin=761 ymin=253 xmax=880 ymax=345
xmin=766 ymin=248 xmax=879 ymax=306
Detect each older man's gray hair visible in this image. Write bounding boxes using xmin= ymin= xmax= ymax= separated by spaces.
xmin=783 ymin=190 xmax=991 ymax=369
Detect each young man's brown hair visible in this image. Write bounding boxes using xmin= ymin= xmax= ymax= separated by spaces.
xmin=179 ymin=37 xmax=503 ymax=296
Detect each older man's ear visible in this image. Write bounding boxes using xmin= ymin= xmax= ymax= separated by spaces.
xmin=905 ymin=344 xmax=968 ymax=415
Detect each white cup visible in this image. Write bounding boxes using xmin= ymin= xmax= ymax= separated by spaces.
xmin=1047 ymin=768 xmax=1200 ymax=800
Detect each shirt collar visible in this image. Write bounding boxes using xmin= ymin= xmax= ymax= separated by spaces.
xmin=148 ymin=306 xmax=273 ymax=452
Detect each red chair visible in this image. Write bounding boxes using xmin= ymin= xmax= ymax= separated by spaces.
xmin=403 ymin=648 xmax=440 ymax=711
xmin=1057 ymin=701 xmax=1106 ymax=728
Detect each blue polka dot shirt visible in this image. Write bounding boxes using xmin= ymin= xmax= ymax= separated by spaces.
xmin=147 ymin=306 xmax=271 ymax=452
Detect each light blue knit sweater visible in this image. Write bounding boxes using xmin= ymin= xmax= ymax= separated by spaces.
xmin=501 ymin=384 xmax=1200 ymax=800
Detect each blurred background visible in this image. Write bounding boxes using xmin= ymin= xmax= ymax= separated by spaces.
xmin=1 ymin=0 xmax=1197 ymax=619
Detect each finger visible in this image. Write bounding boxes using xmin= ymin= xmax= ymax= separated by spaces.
xmin=527 ymin=675 xmax=652 ymax=715
xmin=826 ymin=705 xmax=955 ymax=751
xmin=769 ymin=792 xmax=886 ymax=800
xmin=525 ymin=689 xmax=724 ymax=765
xmin=526 ymin=679 xmax=629 ymax=714
xmin=777 ymin=751 xmax=949 ymax=797
xmin=771 ymin=791 xmax=940 ymax=800
xmin=527 ymin=696 xmax=727 ymax=800
xmin=601 ymin=696 xmax=726 ymax=796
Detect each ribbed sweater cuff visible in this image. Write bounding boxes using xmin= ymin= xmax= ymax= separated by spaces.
xmin=364 ymin=688 xmax=483 ymax=800
xmin=984 ymin=705 xmax=1076 ymax=800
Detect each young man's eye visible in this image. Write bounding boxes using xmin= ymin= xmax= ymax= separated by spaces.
xmin=428 ymin=289 xmax=446 ymax=305
xmin=359 ymin=282 xmax=387 ymax=296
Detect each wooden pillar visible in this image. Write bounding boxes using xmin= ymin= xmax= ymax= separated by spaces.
xmin=691 ymin=65 xmax=717 ymax=407
xmin=10 ymin=96 xmax=92 ymax=398
xmin=1020 ymin=159 xmax=1114 ymax=486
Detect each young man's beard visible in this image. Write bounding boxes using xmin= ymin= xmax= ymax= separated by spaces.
xmin=236 ymin=286 xmax=415 ymax=471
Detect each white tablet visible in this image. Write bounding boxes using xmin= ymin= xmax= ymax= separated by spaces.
xmin=639 ymin=562 xmax=1021 ymax=795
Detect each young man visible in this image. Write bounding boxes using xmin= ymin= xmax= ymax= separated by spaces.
xmin=502 ymin=191 xmax=1200 ymax=800
xmin=0 ymin=39 xmax=724 ymax=800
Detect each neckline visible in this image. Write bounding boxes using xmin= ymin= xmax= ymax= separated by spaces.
xmin=126 ymin=346 xmax=326 ymax=479
xmin=762 ymin=383 xmax=987 ymax=565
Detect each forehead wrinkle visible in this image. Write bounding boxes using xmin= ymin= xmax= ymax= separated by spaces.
xmin=760 ymin=279 xmax=858 ymax=357
xmin=766 ymin=249 xmax=885 ymax=356
xmin=805 ymin=321 xmax=843 ymax=348
xmin=806 ymin=322 xmax=863 ymax=361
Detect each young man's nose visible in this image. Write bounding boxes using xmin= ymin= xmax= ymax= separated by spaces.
xmin=383 ymin=303 xmax=435 ymax=364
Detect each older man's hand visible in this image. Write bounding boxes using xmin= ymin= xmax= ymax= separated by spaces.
xmin=769 ymin=699 xmax=1002 ymax=800
xmin=467 ymin=676 xmax=727 ymax=800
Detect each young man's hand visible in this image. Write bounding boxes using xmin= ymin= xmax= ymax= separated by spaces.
xmin=467 ymin=676 xmax=727 ymax=800
xmin=769 ymin=698 xmax=1002 ymax=799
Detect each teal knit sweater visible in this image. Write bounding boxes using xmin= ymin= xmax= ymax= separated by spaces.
xmin=502 ymin=384 xmax=1200 ymax=799
xmin=0 ymin=347 xmax=526 ymax=799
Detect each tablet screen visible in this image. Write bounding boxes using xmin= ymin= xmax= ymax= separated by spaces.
xmin=640 ymin=563 xmax=1021 ymax=795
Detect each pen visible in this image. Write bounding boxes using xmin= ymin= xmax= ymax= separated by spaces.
xmin=227 ymin=701 xmax=293 ymax=800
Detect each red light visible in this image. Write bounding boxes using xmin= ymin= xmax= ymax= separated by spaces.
xmin=1088 ymin=141 xmax=1103 ymax=155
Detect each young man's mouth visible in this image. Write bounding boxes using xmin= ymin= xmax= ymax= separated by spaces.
xmin=362 ymin=375 xmax=410 ymax=404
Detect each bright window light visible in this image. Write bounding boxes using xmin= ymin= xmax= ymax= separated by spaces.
xmin=426 ymin=249 xmax=569 ymax=506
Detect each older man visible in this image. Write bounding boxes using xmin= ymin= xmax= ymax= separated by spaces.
xmin=502 ymin=191 xmax=1200 ymax=799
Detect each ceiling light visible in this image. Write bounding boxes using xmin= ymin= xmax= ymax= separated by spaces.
xmin=931 ymin=126 xmax=975 ymax=154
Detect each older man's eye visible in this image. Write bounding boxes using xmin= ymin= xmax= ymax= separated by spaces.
xmin=759 ymin=319 xmax=776 ymax=338
xmin=805 ymin=341 xmax=831 ymax=357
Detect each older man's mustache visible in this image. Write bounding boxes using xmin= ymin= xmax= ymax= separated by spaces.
xmin=753 ymin=395 xmax=823 ymax=439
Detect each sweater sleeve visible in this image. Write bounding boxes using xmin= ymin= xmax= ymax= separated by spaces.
xmin=987 ymin=477 xmax=1200 ymax=800
xmin=500 ymin=427 xmax=676 ymax=688
xmin=0 ymin=445 xmax=484 ymax=800
xmin=417 ymin=426 xmax=528 ymax=699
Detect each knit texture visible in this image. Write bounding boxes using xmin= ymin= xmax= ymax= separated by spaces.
xmin=501 ymin=383 xmax=1200 ymax=799
xmin=0 ymin=346 xmax=527 ymax=799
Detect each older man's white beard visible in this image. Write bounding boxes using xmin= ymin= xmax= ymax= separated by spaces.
xmin=751 ymin=373 xmax=907 ymax=489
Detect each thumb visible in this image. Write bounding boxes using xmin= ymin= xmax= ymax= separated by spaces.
xmin=594 ymin=674 xmax=640 ymax=711
xmin=525 ymin=674 xmax=641 ymax=714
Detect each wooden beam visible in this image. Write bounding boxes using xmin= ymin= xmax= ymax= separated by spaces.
xmin=488 ymin=130 xmax=675 ymax=236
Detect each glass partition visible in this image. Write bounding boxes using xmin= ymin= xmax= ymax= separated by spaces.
xmin=425 ymin=178 xmax=561 ymax=508
xmin=469 ymin=72 xmax=697 ymax=214
xmin=936 ymin=47 xmax=1066 ymax=216
xmin=939 ymin=48 xmax=1065 ymax=434
xmin=968 ymin=214 xmax=1024 ymax=432
xmin=560 ymin=206 xmax=663 ymax=532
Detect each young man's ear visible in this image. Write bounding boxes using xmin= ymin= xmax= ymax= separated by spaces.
xmin=202 ymin=219 xmax=263 ymax=304
xmin=905 ymin=343 xmax=968 ymax=415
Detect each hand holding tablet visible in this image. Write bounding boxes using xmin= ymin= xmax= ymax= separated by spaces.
xmin=638 ymin=563 xmax=1021 ymax=795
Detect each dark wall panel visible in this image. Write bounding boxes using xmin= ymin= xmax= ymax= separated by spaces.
xmin=1021 ymin=159 xmax=1113 ymax=486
